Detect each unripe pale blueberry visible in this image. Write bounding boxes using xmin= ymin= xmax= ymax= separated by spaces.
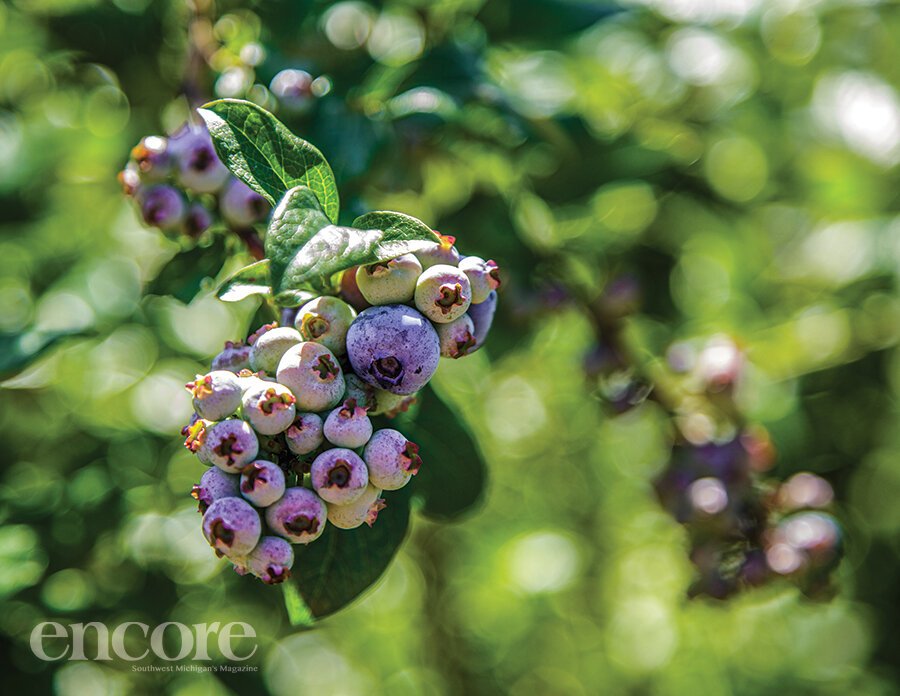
xmin=246 ymin=536 xmax=294 ymax=584
xmin=363 ymin=429 xmax=422 ymax=490
xmin=323 ymin=399 xmax=373 ymax=448
xmin=202 ymin=496 xmax=262 ymax=558
xmin=130 ymin=135 xmax=173 ymax=181
xmin=294 ymin=296 xmax=357 ymax=355
xmin=242 ymin=382 xmax=296 ymax=435
xmin=414 ymin=264 xmax=472 ymax=323
xmin=139 ymin=185 xmax=186 ymax=230
xmin=221 ymin=177 xmax=270 ymax=227
xmin=346 ymin=305 xmax=440 ymax=395
xmin=171 ymin=125 xmax=230 ymax=193
xmin=265 ymin=486 xmax=327 ymax=544
xmin=118 ymin=163 xmax=141 ymax=197
xmin=458 ymin=256 xmax=501 ymax=304
xmin=239 ymin=459 xmax=286 ymax=507
xmin=191 ymin=467 xmax=240 ymax=513
xmin=436 ymin=314 xmax=476 ymax=358
xmin=249 ymin=326 xmax=303 ymax=374
xmin=184 ymin=202 xmax=213 ymax=238
xmin=310 ymin=448 xmax=369 ymax=505
xmin=326 ymin=484 xmax=386 ymax=530
xmin=276 ymin=342 xmax=346 ymax=411
xmin=211 ymin=341 xmax=252 ymax=372
xmin=270 ymin=69 xmax=314 ymax=114
xmin=199 ymin=419 xmax=260 ymax=473
xmin=285 ymin=412 xmax=325 ymax=455
xmin=413 ymin=234 xmax=460 ymax=269
xmin=467 ymin=290 xmax=497 ymax=351
xmin=355 ymin=254 xmax=423 ymax=305
xmin=186 ymin=370 xmax=243 ymax=421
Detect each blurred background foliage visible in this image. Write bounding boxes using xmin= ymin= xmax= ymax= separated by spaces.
xmin=2 ymin=0 xmax=900 ymax=693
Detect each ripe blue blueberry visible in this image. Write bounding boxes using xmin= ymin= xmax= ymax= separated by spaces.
xmin=323 ymin=399 xmax=373 ymax=448
xmin=310 ymin=448 xmax=369 ymax=505
xmin=276 ymin=342 xmax=346 ymax=412
xmin=139 ymin=185 xmax=186 ymax=230
xmin=220 ymin=177 xmax=270 ymax=227
xmin=326 ymin=484 xmax=386 ymax=530
xmin=355 ymin=254 xmax=423 ymax=305
xmin=414 ymin=264 xmax=472 ymax=323
xmin=346 ymin=305 xmax=440 ymax=395
xmin=239 ymin=460 xmax=286 ymax=508
xmin=265 ymin=486 xmax=327 ymax=544
xmin=249 ymin=326 xmax=303 ymax=374
xmin=458 ymin=256 xmax=501 ymax=305
xmin=242 ymin=382 xmax=297 ymax=435
xmin=436 ymin=314 xmax=476 ymax=358
xmin=294 ymin=296 xmax=357 ymax=355
xmin=285 ymin=412 xmax=325 ymax=456
xmin=363 ymin=429 xmax=421 ymax=490
xmin=184 ymin=202 xmax=213 ymax=237
xmin=186 ymin=370 xmax=243 ymax=421
xmin=191 ymin=467 xmax=240 ymax=513
xmin=130 ymin=135 xmax=173 ymax=181
xmin=170 ymin=124 xmax=230 ymax=193
xmin=199 ymin=419 xmax=260 ymax=473
xmin=246 ymin=536 xmax=294 ymax=584
xmin=413 ymin=234 xmax=460 ymax=269
xmin=467 ymin=290 xmax=497 ymax=351
xmin=202 ymin=496 xmax=262 ymax=558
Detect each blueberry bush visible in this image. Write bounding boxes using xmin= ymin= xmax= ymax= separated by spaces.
xmin=3 ymin=0 xmax=900 ymax=694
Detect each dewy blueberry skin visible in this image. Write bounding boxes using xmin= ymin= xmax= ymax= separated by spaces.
xmin=201 ymin=497 xmax=262 ymax=558
xmin=346 ymin=305 xmax=440 ymax=395
xmin=310 ymin=448 xmax=369 ymax=505
xmin=265 ymin=487 xmax=328 ymax=544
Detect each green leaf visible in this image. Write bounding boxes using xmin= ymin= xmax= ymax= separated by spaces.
xmin=216 ymin=259 xmax=272 ymax=302
xmin=397 ymin=386 xmax=487 ymax=522
xmin=0 ymin=328 xmax=89 ymax=381
xmin=198 ymin=99 xmax=340 ymax=223
xmin=288 ymin=486 xmax=412 ymax=620
xmin=281 ymin=582 xmax=314 ymax=628
xmin=146 ymin=237 xmax=229 ymax=303
xmin=278 ymin=208 xmax=440 ymax=295
xmin=352 ymin=210 xmax=437 ymax=240
xmin=266 ymin=186 xmax=331 ymax=297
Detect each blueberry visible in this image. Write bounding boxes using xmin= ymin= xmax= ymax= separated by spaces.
xmin=184 ymin=202 xmax=214 ymax=237
xmin=170 ymin=124 xmax=230 ymax=194
xmin=265 ymin=487 xmax=327 ymax=544
xmin=211 ymin=341 xmax=252 ymax=373
xmin=242 ymin=382 xmax=297 ymax=435
xmin=285 ymin=412 xmax=325 ymax=456
xmin=276 ymin=342 xmax=346 ymax=412
xmin=326 ymin=484 xmax=386 ymax=530
xmin=436 ymin=314 xmax=476 ymax=358
xmin=413 ymin=234 xmax=460 ymax=269
xmin=363 ymin=429 xmax=421 ymax=490
xmin=323 ymin=399 xmax=373 ymax=448
xmin=246 ymin=536 xmax=294 ymax=584
xmin=270 ymin=69 xmax=314 ymax=114
xmin=220 ymin=177 xmax=270 ymax=227
xmin=414 ymin=264 xmax=472 ymax=324
xmin=186 ymin=370 xmax=243 ymax=421
xmin=458 ymin=256 xmax=500 ymax=305
xmin=202 ymin=497 xmax=262 ymax=558
xmin=249 ymin=326 xmax=303 ymax=374
xmin=294 ymin=296 xmax=357 ymax=355
xmin=239 ymin=460 xmax=286 ymax=508
xmin=355 ymin=254 xmax=422 ymax=305
xmin=310 ymin=448 xmax=369 ymax=505
xmin=130 ymin=135 xmax=173 ymax=181
xmin=139 ymin=185 xmax=186 ymax=230
xmin=191 ymin=467 xmax=240 ymax=513
xmin=346 ymin=305 xmax=440 ymax=395
xmin=199 ymin=419 xmax=260 ymax=473
xmin=467 ymin=290 xmax=497 ymax=351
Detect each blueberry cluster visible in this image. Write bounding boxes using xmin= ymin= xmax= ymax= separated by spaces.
xmin=119 ymin=123 xmax=270 ymax=238
xmin=184 ymin=238 xmax=500 ymax=584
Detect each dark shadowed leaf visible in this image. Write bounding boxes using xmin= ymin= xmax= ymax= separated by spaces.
xmin=198 ymin=99 xmax=340 ymax=222
xmin=266 ymin=186 xmax=331 ymax=296
xmin=0 ymin=329 xmax=90 ymax=381
xmin=146 ymin=237 xmax=229 ymax=303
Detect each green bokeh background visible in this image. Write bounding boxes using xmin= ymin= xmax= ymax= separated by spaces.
xmin=2 ymin=0 xmax=900 ymax=693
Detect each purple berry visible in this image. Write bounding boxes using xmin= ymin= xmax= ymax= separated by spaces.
xmin=186 ymin=370 xmax=243 ymax=421
xmin=355 ymin=254 xmax=422 ymax=305
xmin=270 ymin=69 xmax=314 ymax=114
xmin=202 ymin=497 xmax=262 ymax=558
xmin=191 ymin=468 xmax=240 ymax=513
xmin=363 ymin=429 xmax=421 ymax=490
xmin=326 ymin=484 xmax=386 ymax=530
xmin=249 ymin=326 xmax=303 ymax=374
xmin=139 ymin=185 xmax=186 ymax=230
xmin=211 ymin=341 xmax=252 ymax=372
xmin=265 ymin=487 xmax=327 ymax=544
xmin=220 ymin=177 xmax=270 ymax=227
xmin=242 ymin=382 xmax=297 ymax=435
xmin=199 ymin=419 xmax=260 ymax=473
xmin=436 ymin=314 xmax=476 ymax=358
xmin=170 ymin=124 xmax=230 ymax=193
xmin=467 ymin=290 xmax=497 ymax=351
xmin=285 ymin=412 xmax=325 ymax=455
xmin=184 ymin=202 xmax=213 ymax=237
xmin=323 ymin=399 xmax=373 ymax=448
xmin=346 ymin=305 xmax=440 ymax=395
xmin=414 ymin=264 xmax=472 ymax=323
xmin=246 ymin=536 xmax=294 ymax=584
xmin=239 ymin=460 xmax=286 ymax=508
xmin=130 ymin=135 xmax=173 ymax=181
xmin=276 ymin=342 xmax=346 ymax=412
xmin=310 ymin=448 xmax=369 ymax=505
xmin=294 ymin=296 xmax=357 ymax=355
